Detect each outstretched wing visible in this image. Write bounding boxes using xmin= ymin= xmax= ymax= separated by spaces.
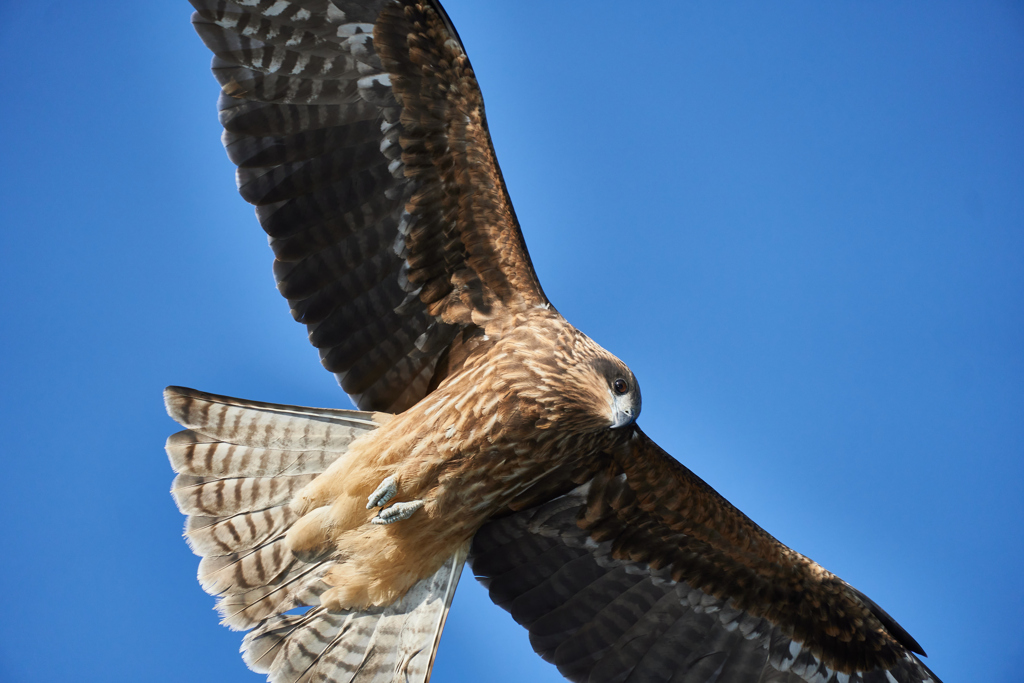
xmin=471 ymin=428 xmax=941 ymax=683
xmin=190 ymin=0 xmax=547 ymax=412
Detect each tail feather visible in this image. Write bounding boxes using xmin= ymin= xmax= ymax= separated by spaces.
xmin=197 ymin=535 xmax=299 ymax=598
xmin=164 ymin=386 xmax=465 ymax=682
xmin=242 ymin=546 xmax=468 ymax=683
xmin=164 ymin=385 xmax=384 ymax=609
xmin=167 ymin=430 xmax=344 ymax=477
xmin=171 ymin=472 xmax=319 ymax=516
xmin=164 ymin=385 xmax=384 ymax=450
xmin=185 ymin=506 xmax=299 ymax=556
xmin=218 ymin=560 xmax=339 ymax=630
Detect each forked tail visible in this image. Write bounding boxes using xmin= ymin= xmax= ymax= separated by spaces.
xmin=164 ymin=386 xmax=466 ymax=683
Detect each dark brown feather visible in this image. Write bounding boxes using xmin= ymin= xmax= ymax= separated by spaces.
xmin=471 ymin=427 xmax=942 ymax=683
xmin=180 ymin=4 xmax=940 ymax=683
xmin=190 ymin=0 xmax=549 ymax=412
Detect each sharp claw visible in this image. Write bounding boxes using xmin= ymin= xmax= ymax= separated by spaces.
xmin=372 ymin=500 xmax=424 ymax=525
xmin=366 ymin=475 xmax=398 ymax=509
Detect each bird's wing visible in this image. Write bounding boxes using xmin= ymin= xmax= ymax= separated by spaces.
xmin=471 ymin=428 xmax=941 ymax=683
xmin=190 ymin=0 xmax=547 ymax=412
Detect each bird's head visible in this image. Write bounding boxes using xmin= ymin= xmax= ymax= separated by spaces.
xmin=525 ymin=327 xmax=642 ymax=433
xmin=590 ymin=356 xmax=642 ymax=429
xmin=551 ymin=336 xmax=642 ymax=432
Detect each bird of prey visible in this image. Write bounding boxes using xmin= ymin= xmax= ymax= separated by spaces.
xmin=165 ymin=2 xmax=941 ymax=682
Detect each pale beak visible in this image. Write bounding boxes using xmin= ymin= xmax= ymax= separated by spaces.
xmin=611 ymin=393 xmax=636 ymax=429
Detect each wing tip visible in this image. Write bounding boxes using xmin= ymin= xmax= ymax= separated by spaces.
xmin=851 ymin=586 xmax=927 ymax=657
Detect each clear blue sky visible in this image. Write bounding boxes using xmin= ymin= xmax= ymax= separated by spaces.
xmin=1 ymin=2 xmax=1021 ymax=682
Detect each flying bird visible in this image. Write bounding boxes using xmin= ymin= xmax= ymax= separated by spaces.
xmin=165 ymin=1 xmax=941 ymax=682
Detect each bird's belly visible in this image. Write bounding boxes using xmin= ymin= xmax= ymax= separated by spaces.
xmin=432 ymin=437 xmax=578 ymax=518
xmin=293 ymin=406 xmax=603 ymax=610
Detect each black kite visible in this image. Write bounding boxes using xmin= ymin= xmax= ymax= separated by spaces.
xmin=165 ymin=2 xmax=941 ymax=682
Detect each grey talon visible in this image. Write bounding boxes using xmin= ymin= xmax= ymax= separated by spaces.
xmin=372 ymin=500 xmax=425 ymax=525
xmin=366 ymin=475 xmax=398 ymax=509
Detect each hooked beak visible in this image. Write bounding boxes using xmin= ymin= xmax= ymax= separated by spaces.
xmin=611 ymin=394 xmax=637 ymax=429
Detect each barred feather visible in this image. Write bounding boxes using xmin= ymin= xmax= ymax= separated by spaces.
xmin=172 ymin=473 xmax=318 ymax=517
xmin=165 ymin=386 xmax=465 ymax=680
xmin=188 ymin=0 xmax=547 ymax=412
xmin=173 ymin=2 xmax=942 ymax=682
xmin=471 ymin=454 xmax=941 ymax=683
xmin=167 ymin=431 xmax=343 ymax=478
xmin=241 ymin=546 xmax=467 ymax=683
xmin=164 ymin=385 xmax=383 ymax=450
xmin=186 ymin=506 xmax=297 ymax=558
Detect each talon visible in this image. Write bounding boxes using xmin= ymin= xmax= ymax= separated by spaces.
xmin=366 ymin=475 xmax=398 ymax=509
xmin=372 ymin=500 xmax=424 ymax=525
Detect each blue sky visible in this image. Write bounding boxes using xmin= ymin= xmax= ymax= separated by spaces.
xmin=1 ymin=2 xmax=1021 ymax=682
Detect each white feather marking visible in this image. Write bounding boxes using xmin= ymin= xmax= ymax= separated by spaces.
xmin=397 ymin=262 xmax=414 ymax=292
xmin=805 ymin=664 xmax=829 ymax=683
xmin=307 ymin=79 xmax=323 ymax=103
xmin=337 ymin=23 xmax=374 ymax=37
xmin=481 ymin=412 xmax=500 ymax=434
xmin=264 ymin=1 xmax=290 ymax=17
xmin=396 ymin=213 xmax=412 ymax=236
xmin=414 ymin=331 xmax=433 ymax=352
xmin=358 ymin=73 xmax=391 ymax=90
xmin=291 ymin=53 xmax=310 ymax=75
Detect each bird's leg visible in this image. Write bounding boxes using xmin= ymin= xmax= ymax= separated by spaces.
xmin=366 ymin=475 xmax=398 ymax=509
xmin=371 ymin=500 xmax=425 ymax=525
xmin=366 ymin=475 xmax=424 ymax=525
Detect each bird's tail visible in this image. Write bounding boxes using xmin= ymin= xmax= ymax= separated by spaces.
xmin=164 ymin=386 xmax=466 ymax=683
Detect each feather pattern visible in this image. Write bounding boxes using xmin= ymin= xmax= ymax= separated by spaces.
xmin=241 ymin=546 xmax=467 ymax=683
xmin=165 ymin=386 xmax=466 ymax=681
xmin=470 ymin=430 xmax=941 ymax=683
xmin=173 ymin=3 xmax=942 ymax=682
xmin=188 ymin=0 xmax=548 ymax=412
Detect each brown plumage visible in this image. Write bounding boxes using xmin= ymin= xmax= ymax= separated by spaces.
xmin=167 ymin=2 xmax=941 ymax=682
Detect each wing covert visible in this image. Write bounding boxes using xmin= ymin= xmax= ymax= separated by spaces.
xmin=190 ymin=0 xmax=547 ymax=412
xmin=470 ymin=428 xmax=940 ymax=683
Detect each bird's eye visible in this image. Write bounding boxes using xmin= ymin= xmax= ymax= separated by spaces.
xmin=613 ymin=378 xmax=628 ymax=395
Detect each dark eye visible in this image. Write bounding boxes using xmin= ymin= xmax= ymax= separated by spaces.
xmin=613 ymin=378 xmax=628 ymax=395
